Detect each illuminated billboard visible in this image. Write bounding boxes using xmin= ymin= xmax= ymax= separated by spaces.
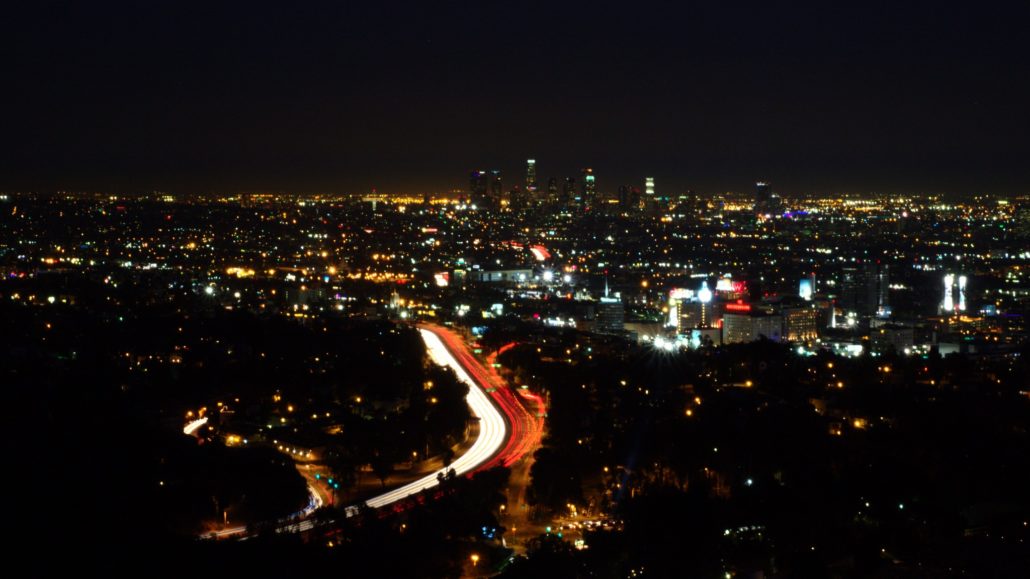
xmin=669 ymin=288 xmax=695 ymax=300
xmin=799 ymin=279 xmax=813 ymax=300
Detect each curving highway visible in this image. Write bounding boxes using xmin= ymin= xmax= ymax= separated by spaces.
xmin=437 ymin=332 xmax=545 ymax=469
xmin=360 ymin=327 xmax=509 ymax=509
xmin=200 ymin=324 xmax=512 ymax=538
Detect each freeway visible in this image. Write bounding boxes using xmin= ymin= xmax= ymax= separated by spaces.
xmin=183 ymin=416 xmax=208 ymax=436
xmin=432 ymin=329 xmax=545 ymax=469
xmin=358 ymin=326 xmax=509 ymax=509
xmin=200 ymin=323 xmax=520 ymax=538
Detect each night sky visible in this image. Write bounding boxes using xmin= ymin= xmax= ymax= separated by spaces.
xmin=3 ymin=1 xmax=1029 ymax=196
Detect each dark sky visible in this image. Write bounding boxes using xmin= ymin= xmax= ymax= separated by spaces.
xmin=3 ymin=1 xmax=1029 ymax=195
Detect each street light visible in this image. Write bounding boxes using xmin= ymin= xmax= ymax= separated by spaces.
xmin=470 ymin=554 xmax=480 ymax=567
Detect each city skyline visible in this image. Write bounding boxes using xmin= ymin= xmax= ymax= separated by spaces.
xmin=6 ymin=188 xmax=1028 ymax=576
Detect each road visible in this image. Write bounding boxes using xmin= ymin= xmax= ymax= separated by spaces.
xmin=357 ymin=326 xmax=509 ymax=510
xmin=182 ymin=417 xmax=208 ymax=435
xmin=429 ymin=327 xmax=545 ymax=470
xmin=201 ymin=323 xmax=526 ymax=538
xmin=433 ymin=328 xmax=547 ymax=553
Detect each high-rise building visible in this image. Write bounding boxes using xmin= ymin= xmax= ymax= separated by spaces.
xmin=508 ymin=186 xmax=526 ymax=211
xmin=526 ymin=159 xmax=537 ymax=195
xmin=754 ymin=181 xmax=781 ymax=215
xmin=757 ymin=313 xmax=784 ymax=342
xmin=958 ymin=275 xmax=967 ymax=312
xmin=840 ymin=262 xmax=882 ymax=316
xmin=941 ymin=273 xmax=959 ymax=313
xmin=782 ymin=304 xmax=819 ymax=342
xmin=489 ymin=170 xmax=503 ymax=202
xmin=596 ymin=295 xmax=624 ymax=334
xmin=942 ymin=273 xmax=955 ymax=313
xmin=668 ymin=288 xmax=695 ymax=328
xmin=617 ymin=185 xmax=641 ymax=211
xmin=561 ymin=177 xmax=576 ymax=206
xmin=755 ymin=181 xmax=771 ymax=202
xmin=580 ymin=168 xmax=596 ymax=207
xmin=546 ymin=177 xmax=559 ymax=203
xmin=617 ymin=185 xmax=629 ymax=210
xmin=596 ymin=280 xmax=624 ymax=334
xmin=470 ymin=170 xmax=488 ymax=199
xmin=877 ymin=264 xmax=890 ymax=310
xmin=677 ymin=301 xmax=701 ymax=333
xmin=644 ymin=177 xmax=663 ymax=215
xmin=723 ymin=308 xmax=783 ymax=344
xmin=799 ymin=278 xmax=814 ymax=301
xmin=677 ymin=298 xmax=714 ymax=332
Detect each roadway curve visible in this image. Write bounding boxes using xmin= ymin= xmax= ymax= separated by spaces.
xmin=358 ymin=326 xmax=509 ymax=509
xmin=432 ymin=328 xmax=545 ymax=469
xmin=201 ymin=323 xmax=520 ymax=538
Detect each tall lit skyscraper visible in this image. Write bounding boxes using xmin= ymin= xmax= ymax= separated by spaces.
xmin=469 ymin=170 xmax=488 ymax=206
xmin=643 ymin=177 xmax=662 ymax=215
xmin=840 ymin=263 xmax=879 ymax=316
xmin=596 ymin=294 xmax=624 ymax=334
xmin=526 ymin=159 xmax=537 ymax=194
xmin=489 ymin=170 xmax=502 ymax=201
xmin=470 ymin=170 xmax=487 ymax=196
xmin=754 ymin=181 xmax=781 ymax=215
xmin=755 ymin=181 xmax=771 ymax=203
xmin=877 ymin=264 xmax=890 ymax=309
xmin=581 ymin=168 xmax=596 ymax=206
xmin=595 ymin=277 xmax=624 ymax=334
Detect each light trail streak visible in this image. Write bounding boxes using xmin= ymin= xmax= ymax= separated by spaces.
xmin=199 ymin=324 xmax=530 ymax=539
xmin=183 ymin=417 xmax=208 ymax=435
xmin=437 ymin=331 xmax=545 ymax=469
xmin=359 ymin=327 xmax=508 ymax=509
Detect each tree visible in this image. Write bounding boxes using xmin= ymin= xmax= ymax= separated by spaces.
xmin=370 ymin=450 xmax=395 ymax=488
xmin=527 ymin=447 xmax=584 ymax=511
